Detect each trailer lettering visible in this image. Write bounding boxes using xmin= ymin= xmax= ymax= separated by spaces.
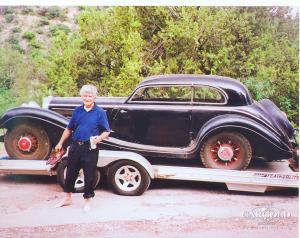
xmin=254 ymin=173 xmax=298 ymax=180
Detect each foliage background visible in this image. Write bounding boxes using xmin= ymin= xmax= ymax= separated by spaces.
xmin=0 ymin=6 xmax=298 ymax=125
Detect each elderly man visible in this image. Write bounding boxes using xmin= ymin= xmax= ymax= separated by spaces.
xmin=55 ymin=84 xmax=110 ymax=212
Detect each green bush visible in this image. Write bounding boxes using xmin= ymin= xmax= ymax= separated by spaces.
xmin=45 ymin=6 xmax=66 ymax=20
xmin=38 ymin=17 xmax=50 ymax=26
xmin=29 ymin=40 xmax=42 ymax=49
xmin=0 ymin=46 xmax=45 ymax=110
xmin=5 ymin=14 xmax=14 ymax=23
xmin=50 ymin=24 xmax=71 ymax=36
xmin=37 ymin=7 xmax=48 ymax=16
xmin=78 ymin=6 xmax=86 ymax=11
xmin=7 ymin=36 xmax=19 ymax=45
xmin=21 ymin=7 xmax=34 ymax=15
xmin=3 ymin=7 xmax=14 ymax=15
xmin=11 ymin=44 xmax=25 ymax=54
xmin=11 ymin=27 xmax=21 ymax=33
xmin=6 ymin=37 xmax=25 ymax=54
xmin=22 ymin=31 xmax=36 ymax=41
xmin=0 ymin=88 xmax=18 ymax=116
xmin=36 ymin=28 xmax=44 ymax=34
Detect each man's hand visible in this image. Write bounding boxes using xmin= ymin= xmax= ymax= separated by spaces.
xmin=91 ymin=136 xmax=102 ymax=144
xmin=55 ymin=128 xmax=72 ymax=151
xmin=55 ymin=142 xmax=63 ymax=152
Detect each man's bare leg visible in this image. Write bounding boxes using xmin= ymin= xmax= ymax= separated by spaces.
xmin=55 ymin=193 xmax=72 ymax=208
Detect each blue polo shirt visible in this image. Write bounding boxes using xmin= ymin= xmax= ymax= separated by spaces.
xmin=67 ymin=104 xmax=110 ymax=142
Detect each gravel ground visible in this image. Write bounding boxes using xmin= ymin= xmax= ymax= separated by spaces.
xmin=0 ymin=143 xmax=298 ymax=238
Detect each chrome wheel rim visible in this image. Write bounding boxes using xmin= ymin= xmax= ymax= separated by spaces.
xmin=115 ymin=165 xmax=141 ymax=192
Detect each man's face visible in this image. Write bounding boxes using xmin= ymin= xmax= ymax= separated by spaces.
xmin=81 ymin=92 xmax=96 ymax=108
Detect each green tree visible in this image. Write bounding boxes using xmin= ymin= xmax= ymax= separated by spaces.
xmin=0 ymin=45 xmax=44 ymax=114
xmin=41 ymin=32 xmax=79 ymax=96
xmin=38 ymin=6 xmax=299 ymax=124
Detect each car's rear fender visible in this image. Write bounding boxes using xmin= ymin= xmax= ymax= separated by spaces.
xmin=255 ymin=99 xmax=295 ymax=139
xmin=196 ymin=115 xmax=293 ymax=160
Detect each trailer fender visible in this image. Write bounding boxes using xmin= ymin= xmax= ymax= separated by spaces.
xmin=97 ymin=150 xmax=155 ymax=179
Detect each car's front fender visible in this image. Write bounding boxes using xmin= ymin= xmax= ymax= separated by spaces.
xmin=0 ymin=106 xmax=69 ymax=129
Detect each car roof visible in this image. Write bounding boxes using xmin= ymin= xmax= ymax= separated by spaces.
xmin=139 ymin=74 xmax=240 ymax=87
xmin=136 ymin=74 xmax=253 ymax=106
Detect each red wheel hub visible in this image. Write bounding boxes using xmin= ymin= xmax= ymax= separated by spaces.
xmin=210 ymin=139 xmax=241 ymax=166
xmin=14 ymin=133 xmax=39 ymax=154
xmin=17 ymin=136 xmax=32 ymax=152
xmin=217 ymin=144 xmax=234 ymax=161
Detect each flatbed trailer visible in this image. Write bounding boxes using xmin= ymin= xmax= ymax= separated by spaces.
xmin=0 ymin=150 xmax=298 ymax=195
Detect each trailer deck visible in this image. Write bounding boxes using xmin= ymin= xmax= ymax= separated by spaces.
xmin=0 ymin=155 xmax=298 ymax=193
xmin=0 ymin=157 xmax=55 ymax=176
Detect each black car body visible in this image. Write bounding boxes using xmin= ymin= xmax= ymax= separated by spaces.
xmin=0 ymin=75 xmax=297 ymax=170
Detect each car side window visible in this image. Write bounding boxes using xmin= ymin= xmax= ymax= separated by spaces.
xmin=131 ymin=86 xmax=192 ymax=103
xmin=193 ymin=86 xmax=225 ymax=104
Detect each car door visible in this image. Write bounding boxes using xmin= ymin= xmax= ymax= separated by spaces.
xmin=112 ymin=85 xmax=193 ymax=147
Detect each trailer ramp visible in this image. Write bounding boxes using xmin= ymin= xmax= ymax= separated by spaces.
xmin=153 ymin=161 xmax=298 ymax=193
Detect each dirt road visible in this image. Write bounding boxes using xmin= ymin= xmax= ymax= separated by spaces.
xmin=0 ymin=143 xmax=298 ymax=238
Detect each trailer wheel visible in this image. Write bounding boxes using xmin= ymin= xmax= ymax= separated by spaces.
xmin=56 ymin=159 xmax=101 ymax=193
xmin=200 ymin=132 xmax=252 ymax=170
xmin=108 ymin=160 xmax=151 ymax=196
xmin=4 ymin=123 xmax=51 ymax=160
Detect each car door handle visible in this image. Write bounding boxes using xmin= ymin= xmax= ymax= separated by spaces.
xmin=120 ymin=109 xmax=127 ymax=114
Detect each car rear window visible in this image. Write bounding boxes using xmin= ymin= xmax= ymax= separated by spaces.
xmin=131 ymin=86 xmax=192 ymax=103
xmin=193 ymin=86 xmax=226 ymax=104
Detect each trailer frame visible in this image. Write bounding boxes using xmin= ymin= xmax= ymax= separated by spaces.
xmin=0 ymin=150 xmax=298 ymax=194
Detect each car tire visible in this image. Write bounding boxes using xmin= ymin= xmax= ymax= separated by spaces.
xmin=4 ymin=123 xmax=51 ymax=160
xmin=56 ymin=159 xmax=101 ymax=193
xmin=200 ymin=132 xmax=252 ymax=170
xmin=108 ymin=160 xmax=151 ymax=196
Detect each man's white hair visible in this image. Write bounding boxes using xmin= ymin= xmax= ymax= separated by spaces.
xmin=79 ymin=84 xmax=98 ymax=96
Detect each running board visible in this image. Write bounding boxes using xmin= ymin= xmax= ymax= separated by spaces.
xmin=153 ymin=161 xmax=298 ymax=193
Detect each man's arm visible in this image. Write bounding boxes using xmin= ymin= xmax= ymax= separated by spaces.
xmin=94 ymin=131 xmax=110 ymax=144
xmin=55 ymin=128 xmax=72 ymax=151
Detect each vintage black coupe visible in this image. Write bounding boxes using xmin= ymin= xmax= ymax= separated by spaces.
xmin=0 ymin=75 xmax=298 ymax=170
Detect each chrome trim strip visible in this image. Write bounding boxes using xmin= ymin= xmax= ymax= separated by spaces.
xmin=101 ymin=141 xmax=191 ymax=155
